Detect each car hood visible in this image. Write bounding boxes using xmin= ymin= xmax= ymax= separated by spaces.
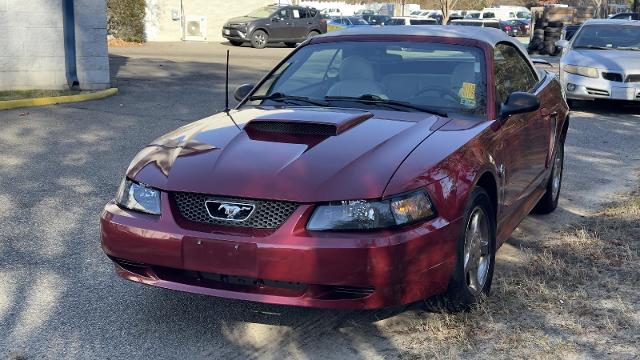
xmin=564 ymin=49 xmax=640 ymax=72
xmin=128 ymin=107 xmax=448 ymax=203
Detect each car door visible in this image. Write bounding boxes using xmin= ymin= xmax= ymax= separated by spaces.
xmin=493 ymin=43 xmax=549 ymax=214
xmin=290 ymin=7 xmax=310 ymax=39
xmin=270 ymin=7 xmax=293 ymax=40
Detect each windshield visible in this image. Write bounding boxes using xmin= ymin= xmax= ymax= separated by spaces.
xmin=573 ymin=25 xmax=640 ymax=49
xmin=247 ymin=6 xmax=277 ymax=18
xmin=249 ymin=41 xmax=487 ymax=118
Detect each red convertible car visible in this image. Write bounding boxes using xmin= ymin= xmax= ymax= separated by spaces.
xmin=101 ymin=26 xmax=569 ymax=311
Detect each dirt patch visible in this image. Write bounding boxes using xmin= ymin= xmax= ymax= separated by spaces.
xmin=377 ymin=186 xmax=639 ymax=359
xmin=108 ymin=37 xmax=144 ymax=48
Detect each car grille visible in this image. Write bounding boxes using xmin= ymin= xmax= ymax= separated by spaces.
xmin=586 ymin=87 xmax=610 ymax=97
xmin=602 ymin=72 xmax=624 ymax=82
xmin=172 ymin=192 xmax=298 ymax=229
xmin=626 ymin=74 xmax=640 ymax=83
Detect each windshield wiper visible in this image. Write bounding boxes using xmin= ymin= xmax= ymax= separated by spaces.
xmin=249 ymin=92 xmax=329 ymax=106
xmin=616 ymin=46 xmax=640 ymax=51
xmin=573 ymin=45 xmax=611 ymax=50
xmin=324 ymin=94 xmax=448 ymax=117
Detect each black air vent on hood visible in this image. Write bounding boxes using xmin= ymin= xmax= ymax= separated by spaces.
xmin=246 ymin=121 xmax=338 ymax=137
xmin=244 ymin=109 xmax=374 ymax=138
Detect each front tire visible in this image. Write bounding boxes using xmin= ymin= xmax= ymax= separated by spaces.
xmin=533 ymin=141 xmax=564 ymax=214
xmin=251 ymin=30 xmax=268 ymax=49
xmin=430 ymin=187 xmax=496 ymax=312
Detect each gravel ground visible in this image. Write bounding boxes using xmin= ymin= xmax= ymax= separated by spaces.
xmin=0 ymin=42 xmax=639 ymax=359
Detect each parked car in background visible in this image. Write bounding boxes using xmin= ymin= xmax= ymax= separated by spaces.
xmin=447 ymin=14 xmax=465 ymax=24
xmin=361 ymin=14 xmax=391 ymax=25
xmin=450 ymin=19 xmax=501 ymax=29
xmin=385 ymin=17 xmax=438 ymax=26
xmin=499 ymin=20 xmax=521 ymax=37
xmin=608 ymin=12 xmax=639 ymax=20
xmin=465 ymin=11 xmax=481 ymax=19
xmin=320 ymin=8 xmax=342 ymax=17
xmin=327 ymin=16 xmax=369 ymax=31
xmin=557 ymin=20 xmax=640 ymax=104
xmin=514 ymin=19 xmax=530 ymax=35
xmin=354 ymin=9 xmax=376 ymax=16
xmin=223 ymin=5 xmax=325 ymax=49
xmin=101 ymin=26 xmax=569 ymax=311
xmin=480 ymin=7 xmax=518 ymax=20
xmin=560 ymin=24 xmax=581 ymax=41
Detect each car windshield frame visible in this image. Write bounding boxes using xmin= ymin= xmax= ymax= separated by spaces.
xmin=241 ymin=40 xmax=489 ymax=120
xmin=246 ymin=6 xmax=278 ymax=18
xmin=572 ymin=24 xmax=640 ymax=50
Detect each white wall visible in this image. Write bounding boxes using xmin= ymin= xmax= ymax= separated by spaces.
xmin=0 ymin=0 xmax=110 ymax=90
xmin=145 ymin=0 xmax=274 ymax=42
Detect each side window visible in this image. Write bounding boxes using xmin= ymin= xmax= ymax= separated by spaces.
xmin=483 ymin=12 xmax=495 ymax=18
xmin=494 ymin=43 xmax=538 ymax=104
xmin=292 ymin=8 xmax=301 ymax=19
xmin=308 ymin=9 xmax=317 ymax=18
xmin=277 ymin=8 xmax=291 ymax=19
xmin=335 ymin=18 xmax=344 ymax=25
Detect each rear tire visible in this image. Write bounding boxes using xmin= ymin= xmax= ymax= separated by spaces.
xmin=427 ymin=187 xmax=496 ymax=312
xmin=307 ymin=30 xmax=321 ymax=39
xmin=228 ymin=40 xmax=243 ymax=46
xmin=251 ymin=30 xmax=268 ymax=49
xmin=533 ymin=141 xmax=564 ymax=214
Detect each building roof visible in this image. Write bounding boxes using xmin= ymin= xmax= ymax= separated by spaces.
xmin=312 ymin=25 xmax=514 ymax=47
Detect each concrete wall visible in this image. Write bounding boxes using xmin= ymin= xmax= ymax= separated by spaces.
xmin=0 ymin=0 xmax=110 ymax=90
xmin=145 ymin=0 xmax=282 ymax=42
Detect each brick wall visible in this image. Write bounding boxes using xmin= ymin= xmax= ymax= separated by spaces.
xmin=0 ymin=0 xmax=110 ymax=90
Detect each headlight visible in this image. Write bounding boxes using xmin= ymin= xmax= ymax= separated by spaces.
xmin=115 ymin=179 xmax=161 ymax=215
xmin=563 ymin=64 xmax=598 ymax=78
xmin=307 ymin=190 xmax=435 ymax=231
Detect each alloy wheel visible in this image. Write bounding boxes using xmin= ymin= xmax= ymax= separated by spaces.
xmin=551 ymin=145 xmax=564 ymax=202
xmin=463 ymin=207 xmax=491 ymax=295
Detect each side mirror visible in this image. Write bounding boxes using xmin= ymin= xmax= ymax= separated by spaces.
xmin=500 ymin=92 xmax=540 ymax=119
xmin=234 ymin=84 xmax=254 ymax=102
xmin=555 ymin=39 xmax=569 ymax=49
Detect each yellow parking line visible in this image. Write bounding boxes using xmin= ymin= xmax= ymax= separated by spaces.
xmin=0 ymin=88 xmax=119 ymax=111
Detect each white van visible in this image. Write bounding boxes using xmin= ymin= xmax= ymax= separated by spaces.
xmin=479 ymin=7 xmax=518 ymax=20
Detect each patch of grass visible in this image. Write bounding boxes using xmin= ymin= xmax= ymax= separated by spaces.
xmin=0 ymin=90 xmax=82 ymax=101
xmin=387 ymin=187 xmax=640 ymax=359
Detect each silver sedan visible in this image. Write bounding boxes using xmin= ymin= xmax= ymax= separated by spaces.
xmin=556 ymin=19 xmax=640 ymax=104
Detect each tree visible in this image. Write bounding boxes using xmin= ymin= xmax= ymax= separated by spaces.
xmin=437 ymin=0 xmax=460 ymax=24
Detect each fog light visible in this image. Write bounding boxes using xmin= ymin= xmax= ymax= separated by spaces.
xmin=567 ymin=83 xmax=576 ymax=92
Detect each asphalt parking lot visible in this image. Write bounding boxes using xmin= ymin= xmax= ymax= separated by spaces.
xmin=1 ymin=42 xmax=639 ymax=359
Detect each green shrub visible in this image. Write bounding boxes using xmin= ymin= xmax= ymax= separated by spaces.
xmin=107 ymin=0 xmax=146 ymax=42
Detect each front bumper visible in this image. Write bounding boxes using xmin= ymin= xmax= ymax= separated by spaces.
xmin=222 ymin=27 xmax=248 ymax=41
xmin=561 ymin=71 xmax=640 ymax=101
xmin=100 ymin=193 xmax=460 ymax=309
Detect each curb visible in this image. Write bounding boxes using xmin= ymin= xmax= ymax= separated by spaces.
xmin=0 ymin=88 xmax=119 ymax=111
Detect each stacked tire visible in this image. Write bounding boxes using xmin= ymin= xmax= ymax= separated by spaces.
xmin=527 ymin=29 xmax=545 ymax=55
xmin=543 ymin=21 xmax=563 ymax=56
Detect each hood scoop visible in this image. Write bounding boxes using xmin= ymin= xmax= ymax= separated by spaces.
xmin=245 ymin=109 xmax=374 ymax=137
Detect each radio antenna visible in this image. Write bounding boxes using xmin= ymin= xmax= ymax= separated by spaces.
xmin=223 ymin=49 xmax=241 ymax=130
xmin=224 ymin=49 xmax=230 ymax=112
